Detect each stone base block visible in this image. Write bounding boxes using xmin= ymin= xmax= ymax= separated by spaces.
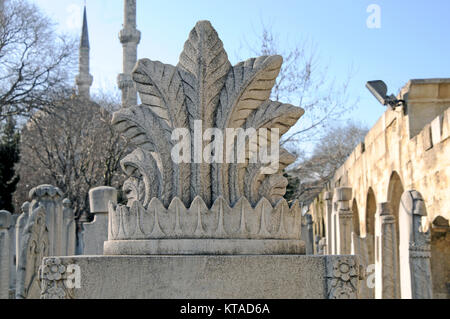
xmin=40 ymin=255 xmax=361 ymax=299
xmin=104 ymin=239 xmax=305 ymax=255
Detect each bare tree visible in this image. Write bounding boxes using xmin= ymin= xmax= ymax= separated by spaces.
xmin=0 ymin=0 xmax=76 ymax=120
xmin=287 ymin=121 xmax=368 ymax=205
xmin=14 ymin=92 xmax=129 ymax=219
xmin=242 ymin=25 xmax=356 ymax=149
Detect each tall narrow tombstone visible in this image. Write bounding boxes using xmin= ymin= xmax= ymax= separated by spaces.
xmin=15 ymin=202 xmax=30 ymax=274
xmin=62 ymin=199 xmax=76 ymax=256
xmin=352 ymin=233 xmax=374 ymax=299
xmin=399 ymin=190 xmax=433 ymax=299
xmin=335 ymin=187 xmax=353 ymax=255
xmin=375 ymin=202 xmax=400 ymax=299
xmin=16 ymin=205 xmax=49 ymax=299
xmin=324 ymin=192 xmax=333 ymax=255
xmin=8 ymin=214 xmax=18 ymax=298
xmin=305 ymin=214 xmax=314 ymax=255
xmin=29 ymin=185 xmax=63 ymax=256
xmin=331 ymin=192 xmax=338 ymax=255
xmin=82 ymin=187 xmax=117 ymax=255
xmin=0 ymin=210 xmax=11 ymax=299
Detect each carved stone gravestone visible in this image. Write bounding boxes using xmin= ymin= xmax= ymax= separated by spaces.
xmin=15 ymin=205 xmax=49 ymax=299
xmin=0 ymin=210 xmax=11 ymax=299
xmin=399 ymin=190 xmax=433 ymax=299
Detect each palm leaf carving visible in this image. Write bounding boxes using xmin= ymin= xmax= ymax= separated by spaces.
xmin=112 ymin=20 xmax=304 ymax=209
xmin=177 ymin=20 xmax=231 ymax=207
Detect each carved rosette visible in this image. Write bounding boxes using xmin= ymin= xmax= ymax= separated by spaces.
xmin=40 ymin=258 xmax=74 ymax=300
xmin=326 ymin=256 xmax=361 ymax=299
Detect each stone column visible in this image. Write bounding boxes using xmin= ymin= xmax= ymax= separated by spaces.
xmin=29 ymin=185 xmax=64 ymax=256
xmin=399 ymin=190 xmax=433 ymax=299
xmin=305 ymin=214 xmax=314 ymax=255
xmin=375 ymin=202 xmax=400 ymax=299
xmin=0 ymin=211 xmax=11 ymax=299
xmin=324 ymin=192 xmax=333 ymax=255
xmin=82 ymin=187 xmax=117 ymax=255
xmin=62 ymin=199 xmax=76 ymax=256
xmin=335 ymin=187 xmax=353 ymax=255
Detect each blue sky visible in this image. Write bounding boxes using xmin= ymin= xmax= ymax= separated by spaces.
xmin=30 ymin=0 xmax=450 ymax=130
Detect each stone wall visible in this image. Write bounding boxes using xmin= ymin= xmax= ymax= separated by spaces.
xmin=308 ymin=78 xmax=450 ymax=299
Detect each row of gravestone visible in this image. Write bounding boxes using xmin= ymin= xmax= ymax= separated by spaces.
xmin=0 ymin=185 xmax=116 ymax=299
xmin=314 ymin=187 xmax=434 ymax=299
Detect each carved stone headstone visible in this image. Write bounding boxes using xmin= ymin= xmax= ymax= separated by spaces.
xmin=375 ymin=202 xmax=400 ymax=299
xmin=15 ymin=205 xmax=49 ymax=299
xmin=29 ymin=185 xmax=63 ymax=256
xmin=15 ymin=202 xmax=30 ymax=274
xmin=305 ymin=214 xmax=314 ymax=255
xmin=62 ymin=199 xmax=76 ymax=256
xmin=399 ymin=190 xmax=433 ymax=299
xmin=324 ymin=191 xmax=333 ymax=255
xmin=82 ymin=187 xmax=117 ymax=255
xmin=351 ymin=233 xmax=375 ymax=299
xmin=335 ymin=187 xmax=353 ymax=255
xmin=0 ymin=210 xmax=11 ymax=299
xmin=8 ymin=214 xmax=18 ymax=298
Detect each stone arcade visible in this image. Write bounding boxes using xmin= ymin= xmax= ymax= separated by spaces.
xmin=39 ymin=20 xmax=362 ymax=299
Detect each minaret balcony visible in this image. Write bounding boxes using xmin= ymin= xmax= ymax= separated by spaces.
xmin=119 ymin=27 xmax=141 ymax=44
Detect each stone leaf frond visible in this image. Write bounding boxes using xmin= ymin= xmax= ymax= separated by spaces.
xmin=177 ymin=20 xmax=232 ymax=207
xmin=120 ymin=149 xmax=163 ymax=208
xmin=133 ymin=59 xmax=188 ymax=129
xmin=112 ymin=107 xmax=174 ymax=206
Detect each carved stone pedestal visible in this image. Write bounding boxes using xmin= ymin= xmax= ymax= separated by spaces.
xmin=40 ymin=255 xmax=361 ymax=299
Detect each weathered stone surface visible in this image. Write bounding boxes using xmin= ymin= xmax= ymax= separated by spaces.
xmin=351 ymin=233 xmax=375 ymax=299
xmin=106 ymin=197 xmax=303 ymax=255
xmin=89 ymin=187 xmax=118 ymax=214
xmin=375 ymin=202 xmax=400 ymax=299
xmin=335 ymin=187 xmax=353 ymax=255
xmin=29 ymin=185 xmax=63 ymax=256
xmin=0 ymin=210 xmax=11 ymax=299
xmin=399 ymin=190 xmax=433 ymax=299
xmin=118 ymin=0 xmax=141 ymax=107
xmin=82 ymin=187 xmax=117 ymax=255
xmin=62 ymin=199 xmax=76 ymax=256
xmin=15 ymin=205 xmax=49 ymax=299
xmin=8 ymin=214 xmax=17 ymax=298
xmin=40 ymin=255 xmax=360 ymax=299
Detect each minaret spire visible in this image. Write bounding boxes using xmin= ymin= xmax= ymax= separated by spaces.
xmin=118 ymin=0 xmax=141 ymax=108
xmin=76 ymin=5 xmax=93 ymax=100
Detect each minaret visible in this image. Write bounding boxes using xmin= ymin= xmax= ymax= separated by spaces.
xmin=118 ymin=0 xmax=141 ymax=108
xmin=75 ymin=6 xmax=93 ymax=100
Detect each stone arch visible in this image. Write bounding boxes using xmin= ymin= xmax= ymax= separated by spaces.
xmin=388 ymin=171 xmax=404 ymax=242
xmin=352 ymin=199 xmax=360 ymax=236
